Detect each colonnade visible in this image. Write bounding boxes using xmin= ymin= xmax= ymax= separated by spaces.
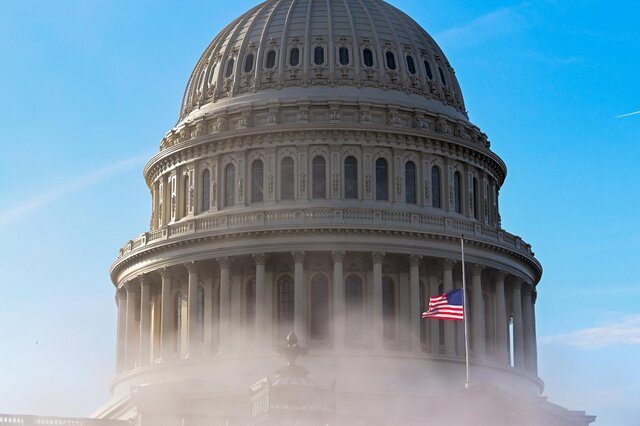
xmin=115 ymin=251 xmax=537 ymax=376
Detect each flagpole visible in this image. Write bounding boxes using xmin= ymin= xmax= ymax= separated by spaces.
xmin=461 ymin=234 xmax=470 ymax=389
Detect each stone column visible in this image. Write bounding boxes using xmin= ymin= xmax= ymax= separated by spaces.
xmin=471 ymin=264 xmax=485 ymax=358
xmin=531 ymin=290 xmax=538 ymax=374
xmin=441 ymin=259 xmax=455 ymax=355
xmin=125 ymin=281 xmax=139 ymax=369
xmin=409 ymin=255 xmax=422 ymax=352
xmin=522 ymin=283 xmax=534 ymax=373
xmin=159 ymin=268 xmax=172 ymax=359
xmin=139 ymin=274 xmax=152 ymax=366
xmin=115 ymin=289 xmax=126 ymax=373
xmin=332 ymin=251 xmax=346 ymax=350
xmin=185 ymin=261 xmax=200 ymax=357
xmin=494 ymin=271 xmax=508 ymax=364
xmin=203 ymin=275 xmax=213 ymax=353
xmin=254 ymin=253 xmax=267 ymax=349
xmin=293 ymin=251 xmax=307 ymax=346
xmin=372 ymin=252 xmax=385 ymax=350
xmin=218 ymin=257 xmax=231 ymax=351
xmin=512 ymin=279 xmax=525 ymax=368
xmin=428 ymin=274 xmax=440 ymax=354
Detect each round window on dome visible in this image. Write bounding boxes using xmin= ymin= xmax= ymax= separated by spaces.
xmin=225 ymin=59 xmax=234 ymax=78
xmin=289 ymin=47 xmax=300 ymax=67
xmin=385 ymin=51 xmax=396 ymax=70
xmin=265 ymin=50 xmax=276 ymax=69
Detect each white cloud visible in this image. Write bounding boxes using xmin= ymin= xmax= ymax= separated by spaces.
xmin=0 ymin=153 xmax=150 ymax=226
xmin=616 ymin=110 xmax=640 ymax=118
xmin=541 ymin=314 xmax=640 ymax=348
xmin=436 ymin=5 xmax=529 ymax=50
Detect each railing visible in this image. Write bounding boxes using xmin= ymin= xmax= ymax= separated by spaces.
xmin=117 ymin=207 xmax=535 ymax=262
xmin=0 ymin=416 xmax=126 ymax=425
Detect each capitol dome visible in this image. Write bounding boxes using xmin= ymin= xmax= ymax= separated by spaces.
xmin=97 ymin=1 xmax=593 ymax=425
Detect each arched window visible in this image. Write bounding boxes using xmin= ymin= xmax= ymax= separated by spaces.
xmin=280 ymin=157 xmax=294 ymax=200
xmin=314 ymin=46 xmax=324 ymax=65
xmin=244 ymin=53 xmax=254 ymax=73
xmin=202 ymin=169 xmax=210 ymax=212
xmin=277 ymin=275 xmax=294 ymax=337
xmin=183 ymin=174 xmax=190 ymax=216
xmin=265 ymin=50 xmax=276 ymax=69
xmin=251 ymin=160 xmax=264 ymax=203
xmin=245 ymin=278 xmax=256 ymax=337
xmin=382 ymin=277 xmax=396 ymax=341
xmin=438 ymin=66 xmax=447 ymax=86
xmin=406 ymin=55 xmax=416 ymax=74
xmin=224 ymin=164 xmax=235 ymax=207
xmin=363 ymin=48 xmax=374 ymax=67
xmin=431 ymin=166 xmax=441 ymax=208
xmin=473 ymin=177 xmax=479 ymax=220
xmin=345 ymin=275 xmax=364 ymax=341
xmin=424 ymin=60 xmax=433 ymax=80
xmin=225 ymin=58 xmax=234 ymax=78
xmin=208 ymin=63 xmax=217 ymax=85
xmin=344 ymin=156 xmax=358 ymax=199
xmin=375 ymin=158 xmax=388 ymax=201
xmin=197 ymin=285 xmax=205 ymax=343
xmin=339 ymin=47 xmax=350 ymax=65
xmin=385 ymin=51 xmax=396 ymax=70
xmin=312 ymin=156 xmax=326 ymax=199
xmin=405 ymin=161 xmax=416 ymax=204
xmin=175 ymin=290 xmax=182 ymax=352
xmin=289 ymin=47 xmax=300 ymax=66
xmin=454 ymin=171 xmax=462 ymax=213
xmin=310 ymin=275 xmax=329 ymax=341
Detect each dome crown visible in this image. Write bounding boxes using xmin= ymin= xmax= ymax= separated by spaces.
xmin=180 ymin=0 xmax=466 ymax=123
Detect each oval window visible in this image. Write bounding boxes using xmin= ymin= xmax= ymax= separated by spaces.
xmin=406 ymin=55 xmax=416 ymax=74
xmin=385 ymin=51 xmax=396 ymax=70
xmin=424 ymin=60 xmax=433 ymax=80
xmin=265 ymin=50 xmax=276 ymax=69
xmin=289 ymin=47 xmax=300 ymax=66
xmin=244 ymin=53 xmax=254 ymax=73
xmin=225 ymin=59 xmax=234 ymax=78
xmin=339 ymin=47 xmax=350 ymax=65
xmin=314 ymin=46 xmax=324 ymax=65
xmin=363 ymin=48 xmax=374 ymax=67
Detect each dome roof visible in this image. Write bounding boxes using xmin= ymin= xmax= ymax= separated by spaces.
xmin=179 ymin=0 xmax=467 ymax=124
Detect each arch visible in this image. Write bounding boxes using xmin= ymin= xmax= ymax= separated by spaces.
xmin=277 ymin=275 xmax=294 ymax=337
xmin=406 ymin=55 xmax=416 ymax=74
xmin=224 ymin=163 xmax=235 ymax=207
xmin=382 ymin=276 xmax=396 ymax=341
xmin=385 ymin=51 xmax=397 ymax=70
xmin=280 ymin=156 xmax=295 ymax=200
xmin=244 ymin=53 xmax=254 ymax=73
xmin=344 ymin=156 xmax=358 ymax=199
xmin=312 ymin=155 xmax=327 ymax=199
xmin=251 ymin=159 xmax=264 ymax=203
xmin=265 ymin=50 xmax=276 ymax=69
xmin=225 ymin=58 xmax=234 ymax=78
xmin=345 ymin=275 xmax=364 ymax=341
xmin=309 ymin=274 xmax=330 ymax=341
xmin=202 ymin=169 xmax=210 ymax=212
xmin=289 ymin=47 xmax=300 ymax=67
xmin=454 ymin=171 xmax=462 ymax=213
xmin=363 ymin=48 xmax=374 ymax=67
xmin=245 ymin=278 xmax=256 ymax=337
xmin=339 ymin=46 xmax=350 ymax=65
xmin=375 ymin=157 xmax=389 ymax=201
xmin=314 ymin=46 xmax=325 ymax=65
xmin=431 ymin=166 xmax=441 ymax=208
xmin=405 ymin=161 xmax=416 ymax=204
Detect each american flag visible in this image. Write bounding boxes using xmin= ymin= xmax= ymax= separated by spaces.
xmin=422 ymin=289 xmax=464 ymax=320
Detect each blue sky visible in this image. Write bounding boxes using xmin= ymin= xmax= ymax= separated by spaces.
xmin=0 ymin=1 xmax=638 ymax=424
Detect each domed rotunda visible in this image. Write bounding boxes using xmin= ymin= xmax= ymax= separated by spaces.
xmin=97 ymin=1 xmax=594 ymax=425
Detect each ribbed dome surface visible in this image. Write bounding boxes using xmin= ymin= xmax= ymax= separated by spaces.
xmin=180 ymin=0 xmax=466 ymax=122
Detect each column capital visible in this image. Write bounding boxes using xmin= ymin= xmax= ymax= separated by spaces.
xmin=292 ymin=251 xmax=306 ymax=263
xmin=217 ymin=256 xmax=231 ymax=269
xmin=184 ymin=261 xmax=198 ymax=274
xmin=253 ymin=253 xmax=268 ymax=266
xmin=439 ymin=258 xmax=455 ymax=271
xmin=331 ymin=250 xmax=346 ymax=262
xmin=409 ymin=254 xmax=422 ymax=267
xmin=158 ymin=266 xmax=171 ymax=280
xmin=494 ymin=270 xmax=507 ymax=281
xmin=371 ymin=251 xmax=385 ymax=263
xmin=124 ymin=280 xmax=139 ymax=293
xmin=471 ymin=264 xmax=484 ymax=276
xmin=138 ymin=273 xmax=150 ymax=287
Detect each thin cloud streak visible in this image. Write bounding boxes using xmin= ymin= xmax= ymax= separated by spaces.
xmin=541 ymin=314 xmax=640 ymax=348
xmin=616 ymin=110 xmax=640 ymax=118
xmin=0 ymin=153 xmax=150 ymax=226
